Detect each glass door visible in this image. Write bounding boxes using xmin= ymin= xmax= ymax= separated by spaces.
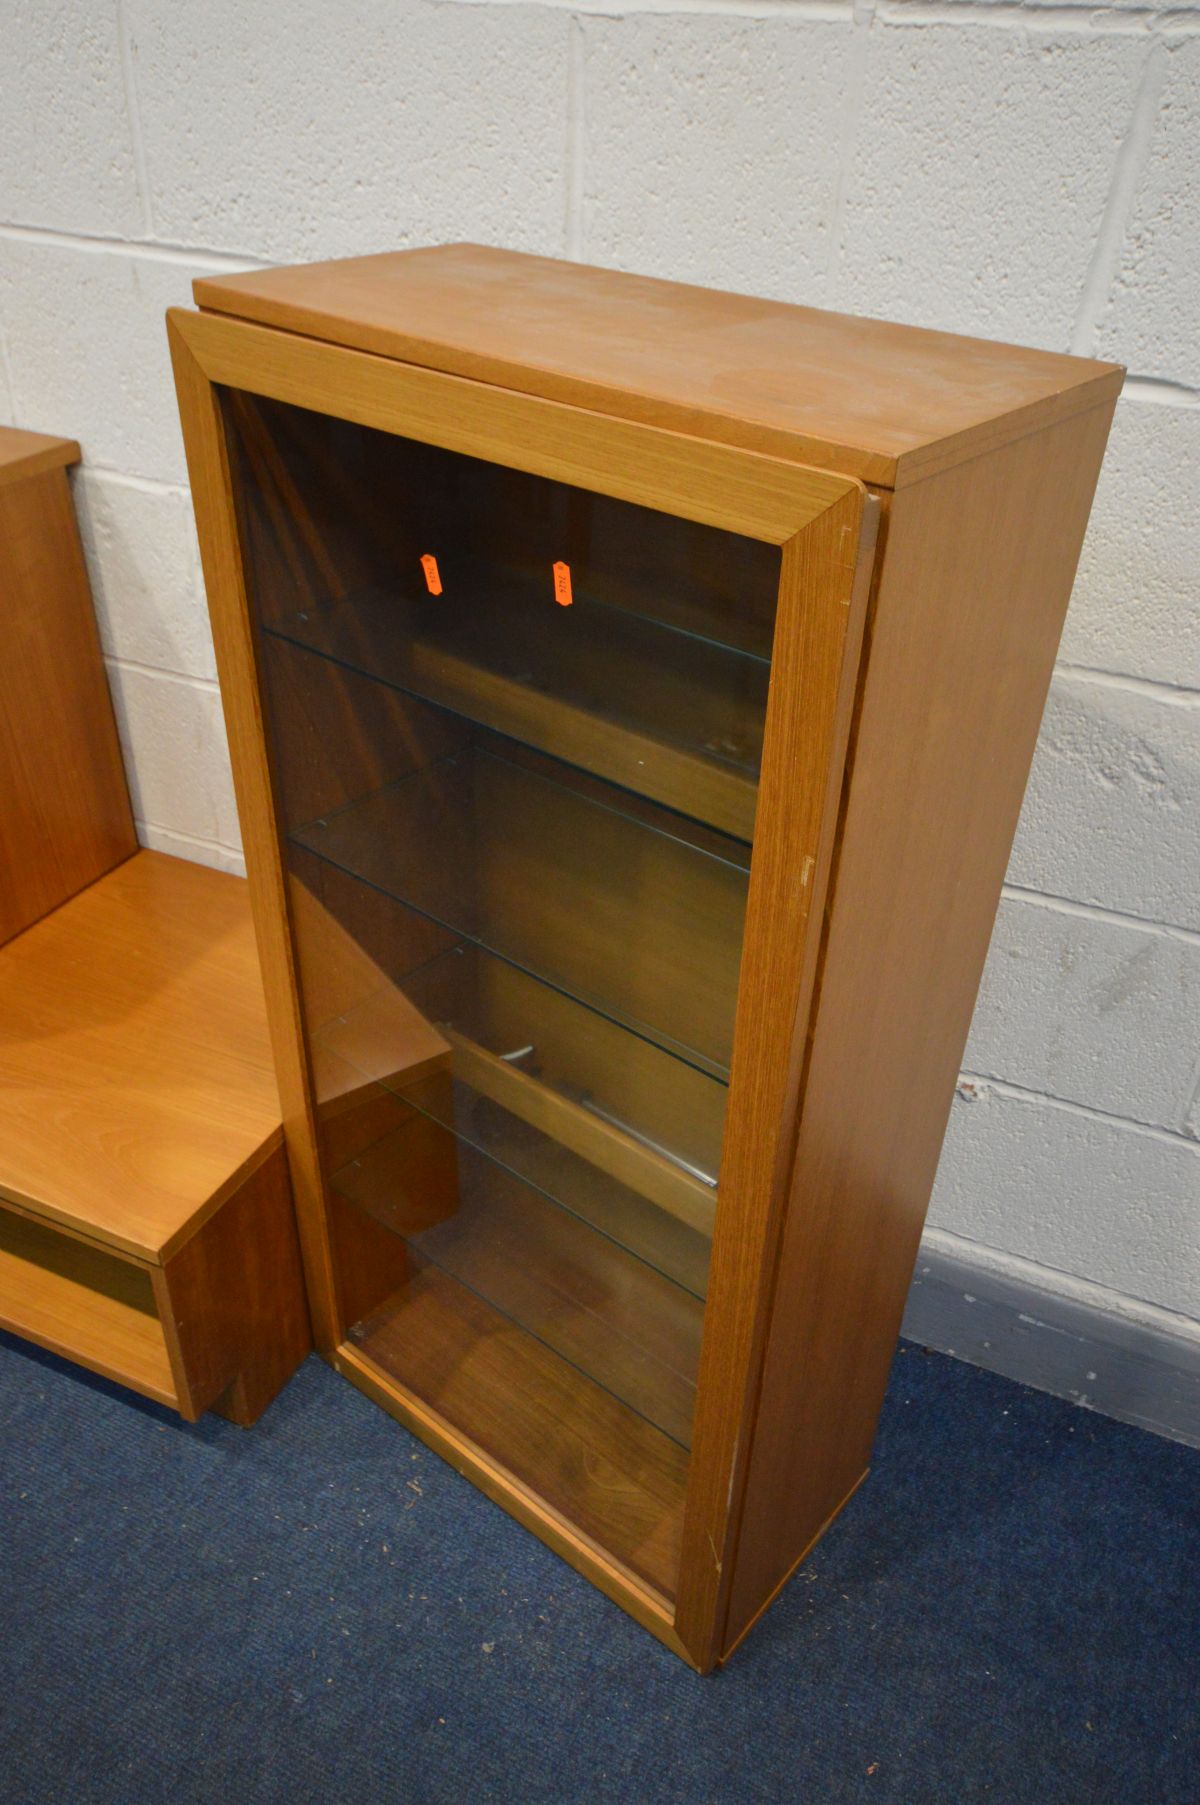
xmin=221 ymin=390 xmax=782 ymax=1598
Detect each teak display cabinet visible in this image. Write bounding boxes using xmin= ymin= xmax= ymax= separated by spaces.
xmin=169 ymin=245 xmax=1120 ymax=1669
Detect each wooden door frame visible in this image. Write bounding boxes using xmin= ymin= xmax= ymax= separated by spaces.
xmin=167 ymin=303 xmax=877 ymax=1669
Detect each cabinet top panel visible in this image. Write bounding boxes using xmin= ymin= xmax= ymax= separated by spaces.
xmin=0 ymin=425 xmax=79 ymax=489
xmin=194 ymin=244 xmax=1122 ymax=490
xmin=0 ymin=852 xmax=282 ymax=1262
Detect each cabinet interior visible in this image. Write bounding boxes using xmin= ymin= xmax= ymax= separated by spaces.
xmin=222 ymin=390 xmax=781 ymax=1599
xmin=0 ymin=1208 xmax=173 ymax=1406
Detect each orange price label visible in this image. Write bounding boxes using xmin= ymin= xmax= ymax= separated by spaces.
xmin=420 ymin=553 xmax=443 ymax=596
xmin=552 ymin=560 xmax=573 ymax=607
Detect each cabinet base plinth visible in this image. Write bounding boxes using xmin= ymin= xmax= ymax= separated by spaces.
xmin=332 ymin=1341 xmax=697 ymax=1666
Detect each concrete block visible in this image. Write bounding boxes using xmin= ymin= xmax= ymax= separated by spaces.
xmin=126 ymin=0 xmax=568 ymax=262
xmin=0 ymin=0 xmax=143 ymax=236
xmin=967 ymin=896 xmax=1200 ymax=1132
xmin=1097 ymin=40 xmax=1200 ymax=385
xmin=1009 ymin=671 xmax=1200 ymax=932
xmin=74 ymin=471 xmax=214 ymax=682
xmin=580 ymin=16 xmax=855 ymax=305
xmin=1063 ymin=398 xmax=1200 ymax=690
xmin=105 ymin=662 xmax=239 ymax=851
xmin=930 ymin=1081 xmax=1200 ymax=1320
xmin=837 ymin=22 xmax=1146 ymax=345
xmin=0 ymin=239 xmax=210 ymax=484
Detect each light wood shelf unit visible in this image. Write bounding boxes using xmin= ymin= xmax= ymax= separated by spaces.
xmin=170 ymin=245 xmax=1120 ymax=1667
xmin=0 ymin=852 xmax=312 ymax=1422
xmin=0 ymin=424 xmax=311 ymax=1424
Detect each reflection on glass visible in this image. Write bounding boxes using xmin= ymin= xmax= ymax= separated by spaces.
xmin=267 ymin=570 xmax=768 ymax=840
xmin=294 ymin=734 xmax=750 ymax=1078
xmin=223 ymin=387 xmax=780 ymax=1595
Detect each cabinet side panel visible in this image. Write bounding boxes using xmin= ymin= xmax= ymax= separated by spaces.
xmin=723 ymin=401 xmax=1117 ymax=1655
xmin=157 ymin=1145 xmax=310 ymax=1424
xmin=0 ymin=466 xmax=136 ymax=944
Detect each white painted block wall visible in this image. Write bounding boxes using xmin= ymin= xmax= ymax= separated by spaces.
xmin=1 ymin=1 xmax=1196 ymax=1345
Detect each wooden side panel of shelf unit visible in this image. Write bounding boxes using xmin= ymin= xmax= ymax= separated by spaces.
xmin=155 ymin=1143 xmax=311 ymax=1425
xmin=719 ymin=399 xmax=1118 ymax=1660
xmin=0 ymin=459 xmax=137 ymax=945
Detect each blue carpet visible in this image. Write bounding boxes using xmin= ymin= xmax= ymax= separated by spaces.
xmin=1 ymin=1331 xmax=1196 ymax=1805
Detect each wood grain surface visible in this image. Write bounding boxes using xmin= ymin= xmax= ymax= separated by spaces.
xmin=351 ymin=1260 xmax=690 ymax=1597
xmin=0 ymin=425 xmax=80 ymax=488
xmin=0 ymin=459 xmax=136 ymax=944
xmin=168 ymin=261 xmax=1119 ymax=1664
xmin=194 ymin=244 xmax=1122 ymax=488
xmin=169 ymin=306 xmax=856 ymax=543
xmin=0 ymin=1206 xmax=174 ymax=1405
xmin=719 ymin=398 xmax=1118 ymax=1656
xmin=170 ymin=313 xmax=343 ymax=1347
xmin=674 ymin=487 xmax=877 ymax=1668
xmin=0 ymin=851 xmax=282 ymax=1261
xmin=156 ymin=1144 xmax=310 ymax=1423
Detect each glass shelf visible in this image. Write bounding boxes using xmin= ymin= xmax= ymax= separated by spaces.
xmin=292 ymin=737 xmax=750 ymax=1082
xmin=263 ymin=566 xmax=767 ymax=840
xmin=312 ymin=936 xmax=727 ymax=1222
xmin=333 ymin=1108 xmax=704 ymax=1448
xmin=332 ymin=1067 xmax=712 ymax=1301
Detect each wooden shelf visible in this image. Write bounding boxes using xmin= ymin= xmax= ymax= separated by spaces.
xmin=348 ymin=1259 xmax=689 ymax=1598
xmin=265 ymin=576 xmax=764 ymax=840
xmin=441 ymin=1026 xmax=717 ymax=1231
xmin=0 ymin=1209 xmax=176 ymax=1407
